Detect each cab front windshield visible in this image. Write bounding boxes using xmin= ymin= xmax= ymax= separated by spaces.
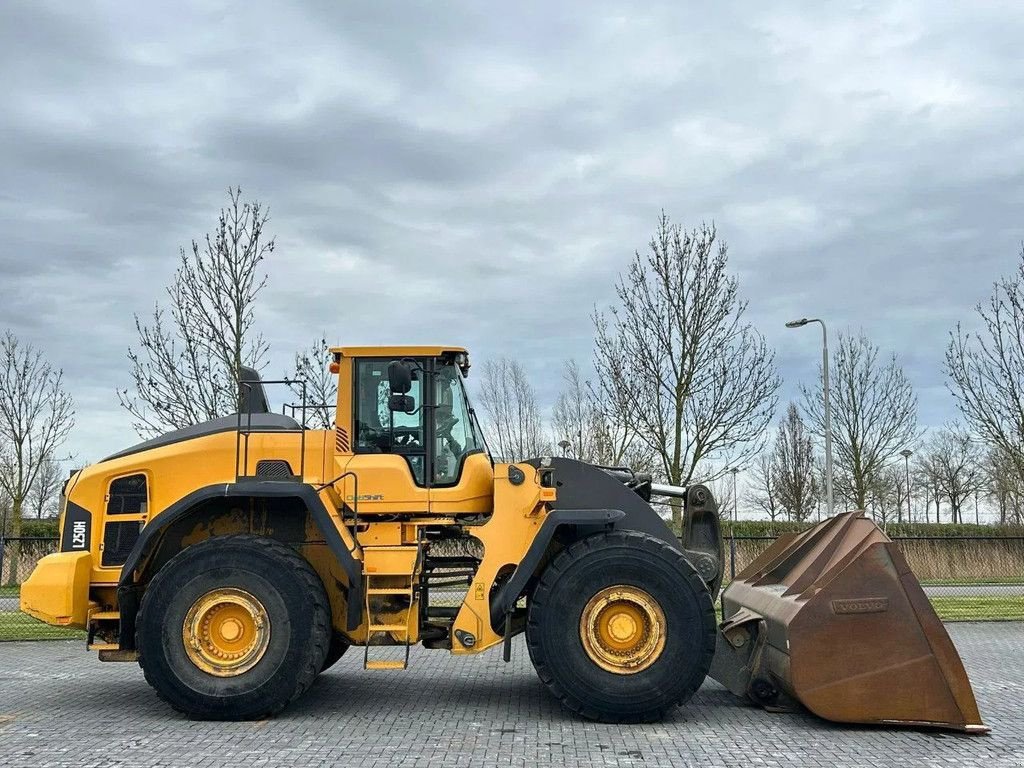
xmin=433 ymin=362 xmax=485 ymax=484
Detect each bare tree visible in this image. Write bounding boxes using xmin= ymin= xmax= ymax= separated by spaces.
xmin=592 ymin=214 xmax=780 ymax=528
xmin=983 ymin=446 xmax=1024 ymax=525
xmin=865 ymin=465 xmax=905 ymax=528
xmin=118 ymin=188 xmax=274 ymax=436
xmin=913 ymin=453 xmax=943 ymax=524
xmin=772 ymin=403 xmax=819 ymax=522
xmin=745 ymin=452 xmax=782 ymax=522
xmin=551 ymin=360 xmax=599 ymax=461
xmin=886 ymin=464 xmax=911 ymax=525
xmin=551 ymin=360 xmax=653 ymax=469
xmin=0 ymin=490 xmax=10 ymax=535
xmin=0 ymin=331 xmax=75 ymax=585
xmin=801 ymin=331 xmax=917 ymax=511
xmin=476 ymin=358 xmax=549 ymax=461
xmin=286 ymin=336 xmax=337 ymax=429
xmin=946 ymin=247 xmax=1024 ymax=480
xmin=917 ymin=425 xmax=983 ymax=524
xmin=26 ymin=456 xmax=64 ymax=519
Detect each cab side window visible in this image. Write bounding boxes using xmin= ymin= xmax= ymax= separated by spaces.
xmin=354 ymin=359 xmax=425 ymax=484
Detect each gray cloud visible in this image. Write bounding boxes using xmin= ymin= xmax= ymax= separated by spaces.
xmin=1 ymin=0 xmax=1023 ymax=464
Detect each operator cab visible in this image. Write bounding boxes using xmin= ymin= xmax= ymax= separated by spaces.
xmin=344 ymin=348 xmax=487 ymax=489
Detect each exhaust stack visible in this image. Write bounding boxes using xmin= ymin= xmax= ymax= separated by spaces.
xmin=709 ymin=511 xmax=988 ymax=733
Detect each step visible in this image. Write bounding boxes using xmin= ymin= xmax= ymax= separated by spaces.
xmin=366 ymin=588 xmax=413 ymax=595
xmin=88 ymin=642 xmax=120 ymax=651
xmin=89 ymin=611 xmax=120 ymax=621
xmin=364 ymin=660 xmax=407 ymax=670
xmin=99 ymin=649 xmax=139 ymax=663
xmin=368 ymin=624 xmax=409 ymax=633
xmin=363 ymin=546 xmax=419 ymax=576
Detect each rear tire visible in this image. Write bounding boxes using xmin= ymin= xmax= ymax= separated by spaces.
xmin=526 ymin=530 xmax=716 ymax=723
xmin=137 ymin=534 xmax=330 ymax=720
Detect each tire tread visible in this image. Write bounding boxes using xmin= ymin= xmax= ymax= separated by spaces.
xmin=526 ymin=530 xmax=716 ymax=723
xmin=136 ymin=534 xmax=331 ymax=719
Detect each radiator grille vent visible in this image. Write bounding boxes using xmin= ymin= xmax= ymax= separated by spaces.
xmin=102 ymin=521 xmax=142 ymax=567
xmin=336 ymin=427 xmax=350 ymax=452
xmin=255 ymin=460 xmax=295 ymax=480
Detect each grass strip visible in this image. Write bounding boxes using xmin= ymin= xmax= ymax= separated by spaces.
xmin=0 ymin=611 xmax=85 ymax=641
xmin=928 ymin=596 xmax=1024 ymax=622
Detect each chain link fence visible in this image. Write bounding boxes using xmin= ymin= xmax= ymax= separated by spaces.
xmin=0 ymin=533 xmax=1021 ymax=642
xmin=0 ymin=536 xmax=86 ymax=640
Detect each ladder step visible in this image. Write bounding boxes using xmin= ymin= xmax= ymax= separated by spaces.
xmin=365 ymin=660 xmax=407 ymax=670
xmin=369 ymin=624 xmax=409 ymax=632
xmin=366 ymin=588 xmax=413 ymax=595
xmin=89 ymin=642 xmax=120 ymax=651
xmin=89 ymin=611 xmax=120 ymax=621
xmin=363 ymin=545 xmax=419 ymax=575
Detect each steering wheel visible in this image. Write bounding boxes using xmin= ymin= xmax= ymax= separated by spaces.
xmin=391 ymin=427 xmax=421 ymax=448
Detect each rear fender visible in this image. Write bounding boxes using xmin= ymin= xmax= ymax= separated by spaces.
xmin=116 ymin=481 xmax=363 ymax=648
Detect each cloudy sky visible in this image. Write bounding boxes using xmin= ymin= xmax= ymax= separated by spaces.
xmin=2 ymin=1 xmax=1023 ymax=464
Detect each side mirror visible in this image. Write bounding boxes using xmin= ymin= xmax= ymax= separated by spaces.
xmin=387 ymin=361 xmax=413 ymax=394
xmin=388 ymin=394 xmax=415 ymax=413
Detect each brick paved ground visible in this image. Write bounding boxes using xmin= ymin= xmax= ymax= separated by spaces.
xmin=0 ymin=623 xmax=1020 ymax=768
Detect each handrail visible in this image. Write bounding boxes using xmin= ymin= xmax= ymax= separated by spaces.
xmin=315 ymin=470 xmax=360 ymax=546
xmin=236 ymin=378 xmax=308 ymax=482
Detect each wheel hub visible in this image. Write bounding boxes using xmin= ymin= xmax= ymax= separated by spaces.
xmin=580 ymin=585 xmax=666 ymax=674
xmin=182 ymin=587 xmax=270 ymax=677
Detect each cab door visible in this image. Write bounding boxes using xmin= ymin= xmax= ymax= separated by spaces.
xmin=337 ymin=357 xmax=429 ymax=515
xmin=427 ymin=362 xmax=493 ymax=516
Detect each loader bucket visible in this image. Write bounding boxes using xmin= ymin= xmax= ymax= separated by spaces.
xmin=708 ymin=512 xmax=988 ymax=733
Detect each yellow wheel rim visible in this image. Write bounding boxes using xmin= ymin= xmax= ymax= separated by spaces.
xmin=182 ymin=588 xmax=270 ymax=677
xmin=580 ymin=585 xmax=666 ymax=675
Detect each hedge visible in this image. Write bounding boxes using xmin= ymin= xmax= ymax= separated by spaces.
xmin=721 ymin=519 xmax=1024 ymax=539
xmin=12 ymin=519 xmax=59 ymax=538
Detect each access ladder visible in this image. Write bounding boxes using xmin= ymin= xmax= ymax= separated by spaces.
xmin=362 ymin=545 xmax=420 ymax=670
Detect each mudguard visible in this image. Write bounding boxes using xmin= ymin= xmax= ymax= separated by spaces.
xmin=525 ymin=457 xmax=724 ymax=596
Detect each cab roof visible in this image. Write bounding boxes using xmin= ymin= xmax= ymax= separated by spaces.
xmin=330 ymin=345 xmax=467 ymax=359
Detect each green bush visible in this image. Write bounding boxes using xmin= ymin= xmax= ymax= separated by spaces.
xmin=17 ymin=519 xmax=59 ymax=538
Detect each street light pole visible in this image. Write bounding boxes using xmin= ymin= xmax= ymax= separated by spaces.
xmin=900 ymin=449 xmax=912 ymax=524
xmin=786 ymin=318 xmax=834 ymax=517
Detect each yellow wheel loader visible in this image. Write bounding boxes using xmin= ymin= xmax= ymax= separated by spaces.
xmin=20 ymin=346 xmax=987 ymax=731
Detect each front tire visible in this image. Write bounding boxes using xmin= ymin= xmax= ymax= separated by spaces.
xmin=526 ymin=530 xmax=716 ymax=723
xmin=137 ymin=534 xmax=330 ymax=720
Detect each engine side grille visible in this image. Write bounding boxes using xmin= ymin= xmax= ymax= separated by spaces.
xmin=102 ymin=521 xmax=142 ymax=567
xmin=255 ymin=460 xmax=295 ymax=480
